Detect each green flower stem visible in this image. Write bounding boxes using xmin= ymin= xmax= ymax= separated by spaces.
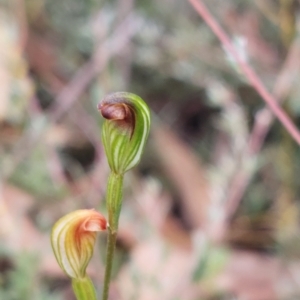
xmin=72 ymin=276 xmax=97 ymax=300
xmin=106 ymin=172 xmax=124 ymax=231
xmin=102 ymin=172 xmax=124 ymax=300
xmin=101 ymin=228 xmax=117 ymax=300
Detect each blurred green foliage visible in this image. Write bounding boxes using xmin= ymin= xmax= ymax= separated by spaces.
xmin=0 ymin=252 xmax=62 ymax=300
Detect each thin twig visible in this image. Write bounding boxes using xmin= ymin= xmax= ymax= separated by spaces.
xmin=188 ymin=0 xmax=300 ymax=146
xmin=225 ymin=39 xmax=300 ymax=218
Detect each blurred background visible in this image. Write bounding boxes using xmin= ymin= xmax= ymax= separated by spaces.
xmin=1 ymin=0 xmax=300 ymax=299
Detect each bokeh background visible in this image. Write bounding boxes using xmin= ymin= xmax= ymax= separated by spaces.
xmin=1 ymin=0 xmax=300 ymax=299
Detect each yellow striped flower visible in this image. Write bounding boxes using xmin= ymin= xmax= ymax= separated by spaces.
xmin=98 ymin=92 xmax=151 ymax=175
xmin=51 ymin=209 xmax=107 ymax=279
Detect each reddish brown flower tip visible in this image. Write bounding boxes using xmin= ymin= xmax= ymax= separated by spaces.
xmin=98 ymin=97 xmax=136 ymax=138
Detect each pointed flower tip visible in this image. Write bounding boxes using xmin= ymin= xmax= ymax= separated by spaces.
xmin=98 ymin=92 xmax=151 ymax=174
xmin=51 ymin=209 xmax=107 ymax=279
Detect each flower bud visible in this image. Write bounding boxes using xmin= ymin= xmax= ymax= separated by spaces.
xmin=98 ymin=92 xmax=151 ymax=174
xmin=51 ymin=209 xmax=107 ymax=279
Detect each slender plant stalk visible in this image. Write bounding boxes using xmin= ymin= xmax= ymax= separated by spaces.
xmin=72 ymin=277 xmax=98 ymax=300
xmin=101 ymin=172 xmax=124 ymax=300
xmin=102 ymin=229 xmax=117 ymax=300
xmin=106 ymin=173 xmax=124 ymax=231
